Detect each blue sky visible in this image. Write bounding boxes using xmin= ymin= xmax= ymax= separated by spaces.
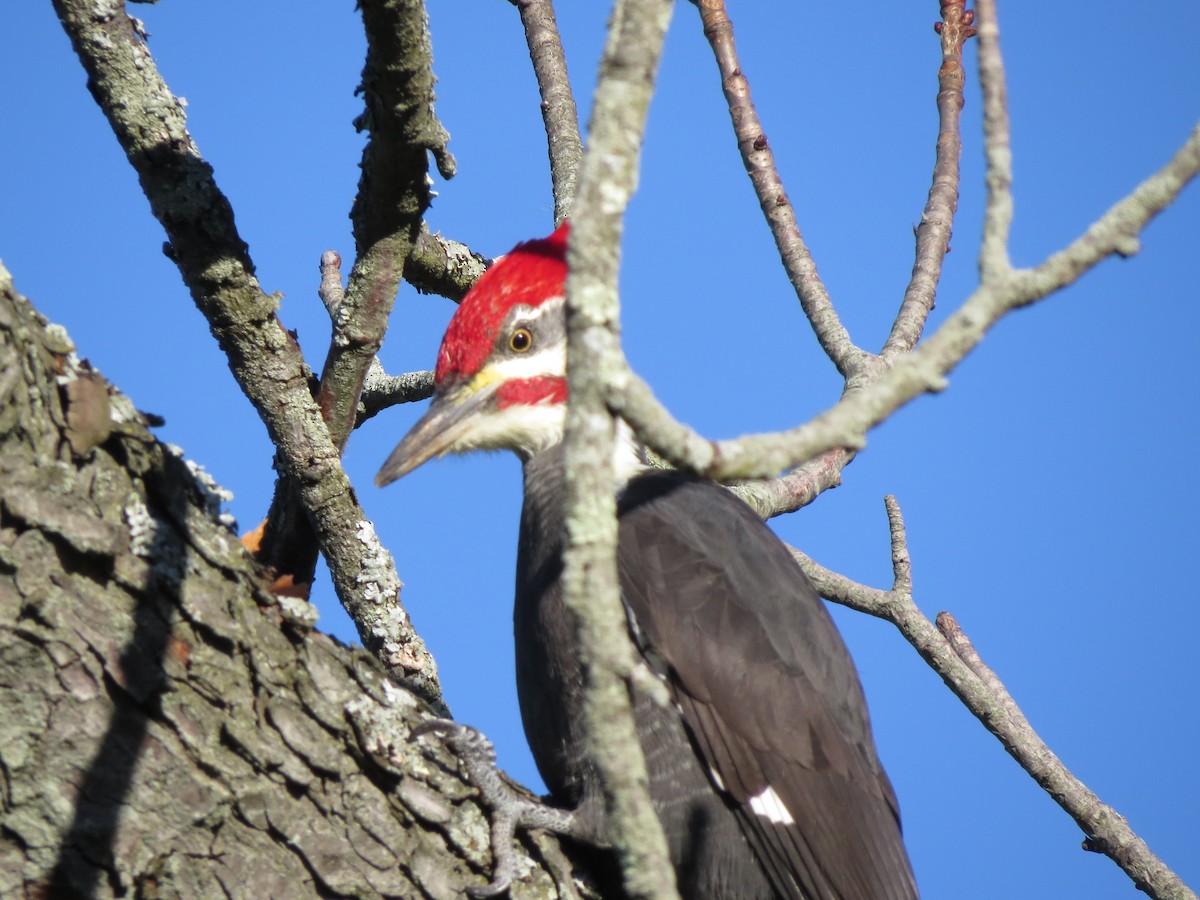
xmin=4 ymin=3 xmax=1198 ymax=897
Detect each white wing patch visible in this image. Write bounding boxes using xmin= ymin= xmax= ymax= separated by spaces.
xmin=623 ymin=600 xmax=670 ymax=678
xmin=748 ymin=786 xmax=795 ymax=825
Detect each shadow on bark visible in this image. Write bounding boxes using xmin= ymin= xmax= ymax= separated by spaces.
xmin=46 ymin=536 xmax=177 ymax=897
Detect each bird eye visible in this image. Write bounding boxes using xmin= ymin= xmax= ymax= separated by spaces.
xmin=509 ymin=327 xmax=533 ymax=353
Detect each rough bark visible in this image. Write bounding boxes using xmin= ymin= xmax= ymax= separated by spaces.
xmin=0 ymin=269 xmax=573 ymax=898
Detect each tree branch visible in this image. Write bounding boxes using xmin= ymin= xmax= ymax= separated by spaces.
xmin=316 ymin=249 xmax=437 ymax=429
xmin=562 ymin=0 xmax=680 ymax=896
xmin=256 ymin=0 xmax=457 ymax=590
xmin=511 ymin=0 xmax=584 ymax=224
xmin=694 ymin=0 xmax=863 ymax=378
xmin=634 ymin=0 xmax=973 ymax=517
xmin=882 ymin=1 xmax=976 ymax=358
xmin=404 ymin=228 xmax=490 ymax=301
xmin=975 ymin=0 xmax=1015 ymax=282
xmin=52 ymin=0 xmax=444 ymax=711
xmin=728 ymin=448 xmax=852 ymax=518
xmin=614 ymin=124 xmax=1200 ymax=481
xmin=357 ymin=365 xmax=436 ymax=427
xmin=328 ymin=0 xmax=454 ymax=446
xmin=792 ymin=496 xmax=1196 ymax=900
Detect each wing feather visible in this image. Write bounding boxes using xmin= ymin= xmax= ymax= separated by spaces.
xmin=618 ymin=472 xmax=918 ymax=900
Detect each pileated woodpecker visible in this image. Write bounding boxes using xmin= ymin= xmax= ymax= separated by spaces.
xmin=377 ymin=225 xmax=918 ymax=899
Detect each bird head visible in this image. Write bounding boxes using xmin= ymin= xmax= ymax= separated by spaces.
xmin=376 ymin=224 xmax=571 ymax=487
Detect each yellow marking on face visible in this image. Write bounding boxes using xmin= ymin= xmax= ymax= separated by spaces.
xmin=466 ymin=364 xmax=503 ymax=395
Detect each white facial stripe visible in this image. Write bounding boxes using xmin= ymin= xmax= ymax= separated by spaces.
xmin=497 ymin=294 xmax=565 ymax=376
xmin=748 ymin=786 xmax=795 ymax=826
xmin=519 ymin=294 xmax=565 ymax=324
xmin=487 ymin=343 xmax=566 ymax=383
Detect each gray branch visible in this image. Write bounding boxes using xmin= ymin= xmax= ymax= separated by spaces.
xmin=357 ymin=364 xmax=436 ymax=427
xmin=405 ymin=228 xmax=491 ymax=301
xmin=613 ymin=123 xmax=1200 ymax=481
xmin=881 ymin=1 xmax=976 ymax=358
xmin=315 ymin=250 xmax=437 ymax=429
xmin=251 ymin=0 xmax=458 ymax=602
xmin=324 ymin=0 xmax=454 ymax=452
xmin=51 ymin=0 xmax=444 ymax=710
xmin=694 ymin=0 xmax=862 ymax=378
xmin=792 ymin=496 xmax=1196 ymax=900
xmin=975 ymin=0 xmax=1016 ymax=282
xmin=511 ymin=0 xmax=584 ymax=224
xmin=561 ymin=0 xmax=680 ymax=896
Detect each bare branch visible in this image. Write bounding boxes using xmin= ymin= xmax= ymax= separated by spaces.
xmin=623 ymin=0 xmax=963 ymax=521
xmin=694 ymin=0 xmax=863 ymax=377
xmin=934 ymin=610 xmax=1022 ymax=725
xmin=405 ymin=229 xmax=490 ymax=301
xmin=884 ymin=493 xmax=912 ymax=595
xmin=357 ymin=365 xmax=435 ymax=426
xmin=257 ymin=0 xmax=456 ymax=594
xmin=882 ymin=1 xmax=976 ymax=358
xmin=318 ymin=250 xmax=347 ymax=317
xmin=792 ymin=499 xmax=1197 ymax=900
xmin=729 ymin=448 xmax=852 ymax=519
xmin=562 ymin=0 xmax=680 ymax=895
xmin=317 ymin=251 xmax=437 ymax=427
xmin=609 ymin=369 xmax=720 ymax=474
xmin=690 ymin=0 xmax=971 ymax=517
xmin=511 ymin=0 xmax=584 ymax=224
xmin=939 ymin=611 xmax=1196 ymax=900
xmin=617 ymin=124 xmax=1200 ymax=481
xmin=52 ymin=0 xmax=444 ymax=710
xmin=320 ymin=0 xmax=453 ymax=455
xmin=975 ymin=0 xmax=1015 ymax=281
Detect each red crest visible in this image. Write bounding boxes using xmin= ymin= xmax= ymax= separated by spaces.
xmin=436 ymin=223 xmax=568 ymax=386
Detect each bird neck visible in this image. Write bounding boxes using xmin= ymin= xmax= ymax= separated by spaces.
xmin=520 ymin=418 xmax=648 ymax=511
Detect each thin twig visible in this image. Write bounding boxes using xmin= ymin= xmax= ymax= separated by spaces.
xmin=729 ymin=448 xmax=851 ymax=519
xmin=257 ymin=0 xmax=454 ymax=590
xmin=51 ymin=0 xmax=444 ymax=711
xmin=511 ymin=0 xmax=584 ymax=224
xmin=562 ymin=0 xmax=680 ymax=895
xmin=695 ymin=1 xmax=974 ymax=516
xmin=793 ymin=498 xmax=1197 ymax=900
xmin=884 ymin=494 xmax=912 ymax=595
xmin=318 ymin=250 xmax=347 ymax=316
xmin=357 ymin=365 xmax=435 ymax=426
xmin=882 ymin=1 xmax=976 ymax=358
xmin=253 ymin=251 xmax=346 ymax=593
xmin=935 ymin=611 xmax=1022 ymax=725
xmin=975 ymin=0 xmax=1015 ymax=281
xmin=694 ymin=0 xmax=862 ymax=378
xmin=651 ymin=0 xmax=967 ymax=518
xmin=404 ymin=229 xmax=490 ymax=301
xmin=320 ymin=0 xmax=453 ymax=453
xmin=316 ymin=252 xmax=437 ymax=426
xmin=615 ymin=124 xmax=1200 ymax=481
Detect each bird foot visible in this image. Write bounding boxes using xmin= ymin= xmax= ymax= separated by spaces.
xmin=412 ymin=718 xmax=582 ymax=897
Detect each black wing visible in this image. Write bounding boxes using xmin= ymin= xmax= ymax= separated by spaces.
xmin=617 ymin=472 xmax=918 ymax=900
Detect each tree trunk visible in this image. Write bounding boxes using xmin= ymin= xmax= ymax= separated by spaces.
xmin=0 ymin=266 xmax=574 ymax=898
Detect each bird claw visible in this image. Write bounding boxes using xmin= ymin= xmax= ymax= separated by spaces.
xmin=412 ymin=717 xmax=498 ymax=762
xmin=410 ymin=717 xmax=534 ymax=895
xmin=465 ymin=876 xmax=514 ymax=898
xmin=411 ymin=716 xmax=474 ymax=741
xmin=411 ymin=717 xmax=588 ymax=893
